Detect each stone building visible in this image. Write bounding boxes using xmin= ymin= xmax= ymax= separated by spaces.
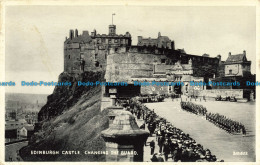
xmin=208 ymin=51 xmax=255 ymax=100
xmin=63 ymin=24 xmax=254 ymax=100
xmin=64 ymin=24 xmax=131 ymax=74
xmin=104 ymin=46 xmax=220 ymax=97
xmin=5 ymin=119 xmax=34 ymax=143
xmin=224 ymin=51 xmax=251 ymax=77
xmin=137 ymin=32 xmax=174 ymax=49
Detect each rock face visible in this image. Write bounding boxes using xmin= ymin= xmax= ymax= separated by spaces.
xmin=20 ymin=71 xmax=110 ymax=161
xmin=38 ymin=71 xmax=104 ymax=121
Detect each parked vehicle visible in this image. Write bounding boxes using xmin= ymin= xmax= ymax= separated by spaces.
xmin=215 ymin=95 xmax=221 ymax=101
xmin=230 ymin=96 xmax=237 ymax=102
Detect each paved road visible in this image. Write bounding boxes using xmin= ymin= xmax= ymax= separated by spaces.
xmin=5 ymin=141 xmax=28 ymax=161
xmin=144 ymin=99 xmax=255 ymax=162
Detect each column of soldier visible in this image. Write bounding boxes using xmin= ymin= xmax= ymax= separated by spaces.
xmin=180 ymin=102 xmax=207 ymax=116
xmin=180 ymin=101 xmax=246 ymax=135
xmin=136 ymin=95 xmax=165 ymax=103
xmin=122 ymin=98 xmax=222 ymax=162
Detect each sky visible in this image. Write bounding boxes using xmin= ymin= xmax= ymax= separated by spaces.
xmin=5 ymin=5 xmax=256 ymax=94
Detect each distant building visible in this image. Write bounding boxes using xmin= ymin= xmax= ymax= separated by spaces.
xmin=5 ymin=100 xmax=40 ymax=125
xmin=5 ymin=119 xmax=34 ymax=143
xmin=137 ymin=32 xmax=175 ymax=49
xmin=224 ymin=51 xmax=251 ymax=77
xmin=208 ymin=51 xmax=255 ymax=100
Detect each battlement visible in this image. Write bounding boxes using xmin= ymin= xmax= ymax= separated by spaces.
xmin=108 ymin=45 xmax=220 ymax=65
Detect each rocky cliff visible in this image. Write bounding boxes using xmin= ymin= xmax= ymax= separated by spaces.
xmin=20 ymin=71 xmax=110 ymax=161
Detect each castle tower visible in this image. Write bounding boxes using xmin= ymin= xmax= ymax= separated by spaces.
xmin=109 ymin=25 xmax=116 ymax=36
xmin=69 ymin=30 xmax=74 ymax=40
xmin=75 ymin=29 xmax=78 ymax=37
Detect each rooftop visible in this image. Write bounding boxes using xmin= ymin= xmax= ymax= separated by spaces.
xmin=226 ymin=54 xmax=247 ymax=63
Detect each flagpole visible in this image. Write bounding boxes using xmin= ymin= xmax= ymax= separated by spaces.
xmin=112 ymin=13 xmax=115 ymax=25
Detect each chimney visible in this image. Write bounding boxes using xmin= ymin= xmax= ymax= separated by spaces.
xmin=171 ymin=41 xmax=175 ymax=50
xmin=69 ymin=30 xmax=74 ymax=40
xmin=228 ymin=52 xmax=231 ymax=57
xmin=75 ymin=29 xmax=78 ymax=37
xmin=243 ymin=50 xmax=246 ymax=55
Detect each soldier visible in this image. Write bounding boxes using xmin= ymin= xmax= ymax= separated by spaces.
xmin=163 ymin=139 xmax=171 ymax=161
xmin=158 ymin=135 xmax=164 ymax=154
xmin=242 ymin=125 xmax=246 ymax=135
xmin=150 ymin=140 xmax=155 ymax=155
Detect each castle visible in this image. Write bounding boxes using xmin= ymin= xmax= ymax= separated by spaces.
xmin=64 ymin=24 xmax=222 ymax=76
xmin=64 ymin=24 xmax=254 ymax=100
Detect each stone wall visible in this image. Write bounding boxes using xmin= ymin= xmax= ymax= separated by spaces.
xmin=64 ymin=43 xmax=107 ymax=74
xmin=225 ymin=64 xmax=243 ymax=77
xmin=199 ymin=89 xmax=244 ymax=98
xmin=140 ymin=85 xmax=169 ymax=95
xmin=64 ymin=48 xmax=81 ymax=73
xmin=105 ymin=53 xmax=168 ymax=82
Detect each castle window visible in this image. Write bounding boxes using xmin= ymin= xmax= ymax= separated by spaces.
xmin=229 ymin=69 xmax=232 ymax=75
xmin=108 ymin=39 xmax=111 ymax=44
xmin=80 ymin=54 xmax=84 ymax=59
xmin=95 ymin=61 xmax=99 ymax=67
xmin=161 ymin=59 xmax=166 ymax=64
xmin=94 ymin=53 xmax=98 ymax=60
xmin=114 ymin=39 xmax=118 ymax=43
xmin=68 ymin=55 xmax=70 ymax=59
